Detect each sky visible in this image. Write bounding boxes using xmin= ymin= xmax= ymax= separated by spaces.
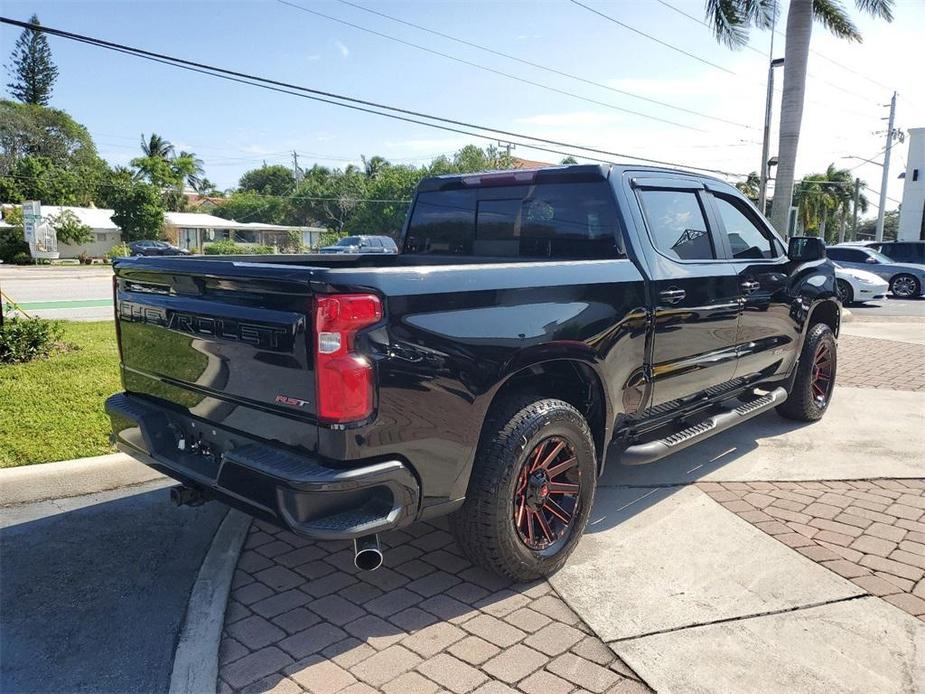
xmin=1 ymin=0 xmax=923 ymax=219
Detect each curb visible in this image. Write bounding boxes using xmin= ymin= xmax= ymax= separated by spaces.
xmin=0 ymin=453 xmax=165 ymax=506
xmin=169 ymin=509 xmax=252 ymax=694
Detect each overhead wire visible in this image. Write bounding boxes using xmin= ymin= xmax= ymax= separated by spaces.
xmin=0 ymin=16 xmax=749 ymax=178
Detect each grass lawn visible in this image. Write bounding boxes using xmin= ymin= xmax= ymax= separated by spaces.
xmin=0 ymin=321 xmax=121 ymax=467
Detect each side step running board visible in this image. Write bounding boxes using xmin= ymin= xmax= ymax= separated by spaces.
xmin=621 ymin=387 xmax=788 ymax=466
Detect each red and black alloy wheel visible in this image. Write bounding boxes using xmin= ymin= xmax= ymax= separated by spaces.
xmin=810 ymin=342 xmax=834 ymax=405
xmin=513 ymin=436 xmax=582 ymax=553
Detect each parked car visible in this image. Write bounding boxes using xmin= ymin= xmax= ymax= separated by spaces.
xmin=129 ymin=240 xmax=191 ymax=256
xmin=856 ymin=240 xmax=925 ymax=265
xmin=107 ymin=164 xmax=840 ymax=580
xmin=319 ymin=235 xmax=398 ymax=254
xmin=827 ymin=245 xmax=925 ymax=298
xmin=832 ymin=263 xmax=889 ymax=304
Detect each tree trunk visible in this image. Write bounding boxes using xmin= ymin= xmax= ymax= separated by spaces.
xmin=769 ymin=0 xmax=813 ymax=237
xmin=838 ymin=207 xmax=847 ymax=243
xmin=819 ymin=214 xmax=826 ymax=241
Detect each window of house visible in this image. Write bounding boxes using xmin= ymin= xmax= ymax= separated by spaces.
xmin=713 ymin=194 xmax=775 ymax=259
xmin=638 ymin=189 xmax=714 ymax=260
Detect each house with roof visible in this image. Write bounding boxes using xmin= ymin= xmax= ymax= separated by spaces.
xmin=1 ymin=204 xmax=326 ymax=257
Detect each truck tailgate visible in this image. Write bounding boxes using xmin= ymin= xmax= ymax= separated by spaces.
xmin=114 ymin=258 xmax=319 ymax=449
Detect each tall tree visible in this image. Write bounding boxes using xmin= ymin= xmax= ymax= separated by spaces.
xmin=5 ymin=14 xmax=58 ymax=106
xmin=239 ymin=164 xmax=295 ymax=196
xmin=140 ymin=133 xmax=174 ymax=160
xmin=705 ymin=0 xmax=893 ymax=235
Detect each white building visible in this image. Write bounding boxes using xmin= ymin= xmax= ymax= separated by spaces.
xmin=165 ymin=212 xmax=325 ymax=252
xmin=1 ymin=204 xmax=325 ymax=257
xmin=898 ymin=127 xmax=924 ymax=242
xmin=0 ymin=205 xmax=122 ymax=259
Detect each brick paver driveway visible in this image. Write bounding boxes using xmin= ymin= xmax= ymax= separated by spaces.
xmin=699 ymin=479 xmax=925 ymax=620
xmin=219 ymin=327 xmax=922 ymax=693
xmin=220 ymin=518 xmax=649 ymax=694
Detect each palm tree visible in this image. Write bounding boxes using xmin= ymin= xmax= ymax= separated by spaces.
xmin=793 ymin=163 xmax=867 ymax=242
xmin=705 ymin=0 xmax=893 ymax=236
xmin=176 ymin=150 xmax=205 ymax=189
xmin=361 ymin=155 xmax=389 ymax=179
xmin=140 ymin=133 xmax=174 ymax=160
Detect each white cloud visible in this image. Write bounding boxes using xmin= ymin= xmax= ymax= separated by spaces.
xmin=334 ymin=40 xmax=349 ymax=58
xmin=306 ymin=54 xmax=321 ymax=62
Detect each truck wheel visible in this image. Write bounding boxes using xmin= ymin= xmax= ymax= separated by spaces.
xmin=450 ymin=396 xmax=596 ymax=581
xmin=777 ymin=323 xmax=837 ymax=422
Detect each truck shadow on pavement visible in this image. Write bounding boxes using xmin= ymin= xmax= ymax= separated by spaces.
xmin=0 ymin=484 xmax=226 ymax=694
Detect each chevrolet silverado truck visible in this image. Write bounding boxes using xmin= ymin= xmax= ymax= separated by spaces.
xmin=106 ymin=164 xmax=840 ymax=580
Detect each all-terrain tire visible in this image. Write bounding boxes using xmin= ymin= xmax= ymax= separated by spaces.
xmin=777 ymin=323 xmax=837 ymax=422
xmin=450 ymin=396 xmax=596 ymax=581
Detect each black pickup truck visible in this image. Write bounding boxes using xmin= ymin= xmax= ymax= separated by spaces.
xmin=106 ymin=164 xmax=839 ymax=580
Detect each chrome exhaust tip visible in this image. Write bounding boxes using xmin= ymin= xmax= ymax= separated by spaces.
xmin=353 ymin=534 xmax=383 ymax=571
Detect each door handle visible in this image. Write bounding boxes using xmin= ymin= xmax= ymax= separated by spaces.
xmin=658 ymin=288 xmax=686 ymax=305
xmin=741 ymin=280 xmax=760 ymax=294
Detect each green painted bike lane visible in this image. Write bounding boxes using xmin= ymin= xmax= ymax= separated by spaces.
xmin=14 ymin=299 xmax=112 ymax=310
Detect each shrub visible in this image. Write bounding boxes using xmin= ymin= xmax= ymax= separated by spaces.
xmin=11 ymin=251 xmax=32 ymax=265
xmin=204 ymin=240 xmax=275 ymax=255
xmin=0 ymin=315 xmax=63 ymax=364
xmin=107 ymin=243 xmax=130 ymax=260
xmin=203 ymin=239 xmax=238 ymax=255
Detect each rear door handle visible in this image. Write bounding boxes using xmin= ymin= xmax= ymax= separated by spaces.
xmin=658 ymin=288 xmax=686 ymax=305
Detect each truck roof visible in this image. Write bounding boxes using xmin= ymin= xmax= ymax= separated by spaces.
xmin=415 ymin=163 xmax=726 ymax=193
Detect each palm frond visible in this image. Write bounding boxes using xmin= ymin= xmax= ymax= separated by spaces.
xmin=854 ymin=0 xmax=893 ymax=21
xmin=705 ymin=0 xmax=749 ymax=48
xmin=813 ymin=0 xmax=862 ymax=41
xmin=737 ymin=0 xmax=778 ymax=29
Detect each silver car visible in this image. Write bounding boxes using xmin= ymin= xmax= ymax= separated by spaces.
xmin=827 ymin=245 xmax=925 ymax=298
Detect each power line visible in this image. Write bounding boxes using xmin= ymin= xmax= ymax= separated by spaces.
xmin=569 ymin=0 xmax=736 ymax=74
xmin=273 ymin=0 xmax=708 ymax=133
xmin=0 ymin=16 xmax=748 ymax=178
xmin=329 ymin=0 xmax=757 ymax=131
xmin=652 ymin=0 xmax=889 ymax=109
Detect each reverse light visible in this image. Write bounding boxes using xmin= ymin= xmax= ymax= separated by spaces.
xmin=314 ymin=293 xmax=382 ymax=423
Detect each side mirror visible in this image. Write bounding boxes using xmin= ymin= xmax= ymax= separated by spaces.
xmin=788 ymin=236 xmax=826 ymax=263
xmin=864 ymin=256 xmax=878 ymax=264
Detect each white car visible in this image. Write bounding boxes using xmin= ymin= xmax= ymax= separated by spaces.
xmin=833 ymin=263 xmax=889 ymax=305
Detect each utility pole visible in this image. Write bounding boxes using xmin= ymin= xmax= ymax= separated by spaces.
xmin=292 ymin=150 xmax=302 ymax=184
xmin=852 ymin=177 xmax=861 ymax=241
xmin=875 ymin=92 xmax=897 ymax=242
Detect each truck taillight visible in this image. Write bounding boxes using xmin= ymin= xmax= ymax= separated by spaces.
xmin=313 ymin=293 xmax=382 ymax=423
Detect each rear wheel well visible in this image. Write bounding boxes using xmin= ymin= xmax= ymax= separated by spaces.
xmin=808 ymin=299 xmax=840 ymax=337
xmin=486 ymin=360 xmax=607 ymax=468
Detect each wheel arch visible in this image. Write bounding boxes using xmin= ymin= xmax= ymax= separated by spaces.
xmin=484 ymin=358 xmax=610 ymax=474
xmin=806 ymin=298 xmax=840 ymax=338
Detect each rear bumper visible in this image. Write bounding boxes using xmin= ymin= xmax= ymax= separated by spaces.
xmin=105 ymin=393 xmax=420 ymax=540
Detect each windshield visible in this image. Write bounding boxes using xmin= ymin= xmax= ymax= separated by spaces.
xmin=335 ymin=236 xmax=361 ymax=246
xmin=865 ymin=249 xmax=893 ymax=263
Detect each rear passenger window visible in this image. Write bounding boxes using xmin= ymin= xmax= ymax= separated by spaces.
xmin=713 ymin=195 xmax=775 ymax=259
xmin=638 ymin=189 xmax=714 ymax=260
xmin=404 ymin=182 xmax=623 ymax=259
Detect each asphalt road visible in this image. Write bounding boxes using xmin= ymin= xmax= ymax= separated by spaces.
xmin=0 ymin=481 xmax=227 ymax=694
xmin=848 ymin=294 xmax=925 ymax=318
xmin=0 ymin=266 xmax=114 ymax=321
